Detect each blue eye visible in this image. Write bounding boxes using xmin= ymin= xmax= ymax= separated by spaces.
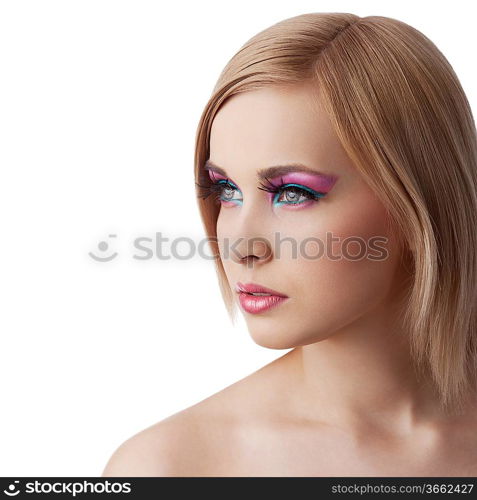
xmin=198 ymin=179 xmax=243 ymax=206
xmin=195 ymin=176 xmax=243 ymax=206
xmin=257 ymin=179 xmax=326 ymax=206
xmin=196 ymin=177 xmax=326 ymax=207
xmin=272 ymin=183 xmax=325 ymax=205
xmin=216 ymin=180 xmax=243 ymax=204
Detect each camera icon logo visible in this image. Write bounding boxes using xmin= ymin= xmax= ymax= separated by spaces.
xmin=3 ymin=480 xmax=20 ymax=496
xmin=89 ymin=234 xmax=118 ymax=262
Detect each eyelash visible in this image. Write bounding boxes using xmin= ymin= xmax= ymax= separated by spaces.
xmin=257 ymin=176 xmax=326 ymax=204
xmin=195 ymin=178 xmax=241 ymax=206
xmin=196 ymin=175 xmax=326 ymax=206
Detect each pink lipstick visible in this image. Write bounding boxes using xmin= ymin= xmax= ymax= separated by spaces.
xmin=236 ymin=281 xmax=289 ymax=314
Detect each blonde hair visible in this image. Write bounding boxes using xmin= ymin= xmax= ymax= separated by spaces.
xmin=194 ymin=13 xmax=477 ymax=414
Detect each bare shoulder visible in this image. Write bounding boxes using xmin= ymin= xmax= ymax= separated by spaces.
xmin=101 ymin=393 xmax=250 ymax=477
xmin=101 ymin=352 xmax=293 ymax=477
xmin=101 ymin=408 xmax=211 ymax=477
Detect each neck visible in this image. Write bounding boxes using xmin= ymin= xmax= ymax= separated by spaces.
xmin=285 ymin=297 xmax=459 ymax=436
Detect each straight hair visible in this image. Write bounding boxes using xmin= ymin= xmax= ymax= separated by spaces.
xmin=194 ymin=13 xmax=477 ymax=414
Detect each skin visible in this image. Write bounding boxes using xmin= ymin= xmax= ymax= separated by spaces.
xmin=102 ymin=82 xmax=477 ymax=477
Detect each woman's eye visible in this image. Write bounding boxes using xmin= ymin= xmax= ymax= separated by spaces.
xmin=218 ymin=181 xmax=242 ymax=204
xmin=274 ymin=185 xmax=323 ymax=205
xmin=209 ymin=180 xmax=324 ymax=207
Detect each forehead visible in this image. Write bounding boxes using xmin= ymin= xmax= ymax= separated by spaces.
xmin=209 ymin=83 xmax=355 ymax=179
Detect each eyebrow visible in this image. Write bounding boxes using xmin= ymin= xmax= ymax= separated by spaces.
xmin=204 ymin=159 xmax=333 ymax=181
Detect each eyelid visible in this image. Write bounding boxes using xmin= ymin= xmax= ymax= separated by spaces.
xmin=222 ymin=179 xmax=240 ymax=189
xmin=213 ymin=178 xmax=241 ymax=191
xmin=279 ymin=182 xmax=324 ymax=195
xmin=212 ymin=177 xmax=319 ymax=192
xmin=266 ymin=172 xmax=338 ymax=194
xmin=208 ymin=170 xmax=241 ymax=188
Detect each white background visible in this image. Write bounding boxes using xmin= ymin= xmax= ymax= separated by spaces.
xmin=0 ymin=0 xmax=475 ymax=476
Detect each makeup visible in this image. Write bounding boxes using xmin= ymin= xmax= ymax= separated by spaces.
xmin=195 ymin=169 xmax=243 ymax=206
xmin=266 ymin=171 xmax=338 ymax=194
xmin=239 ymin=294 xmax=288 ymax=314
xmin=197 ymin=160 xmax=339 ymax=209
xmin=236 ymin=282 xmax=289 ymax=314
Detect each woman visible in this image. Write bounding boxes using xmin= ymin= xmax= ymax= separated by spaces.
xmin=103 ymin=12 xmax=477 ymax=476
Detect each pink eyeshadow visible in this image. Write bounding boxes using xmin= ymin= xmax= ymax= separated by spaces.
xmin=208 ymin=170 xmax=227 ymax=182
xmin=270 ymin=172 xmax=338 ymax=193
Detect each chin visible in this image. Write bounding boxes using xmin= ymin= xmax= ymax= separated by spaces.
xmin=250 ymin=334 xmax=296 ymax=350
xmin=247 ymin=324 xmax=320 ymax=350
xmin=246 ymin=318 xmax=339 ymax=350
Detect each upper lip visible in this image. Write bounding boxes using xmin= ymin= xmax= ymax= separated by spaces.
xmin=235 ymin=281 xmax=288 ymax=298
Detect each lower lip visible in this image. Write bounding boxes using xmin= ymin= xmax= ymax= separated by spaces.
xmin=238 ymin=292 xmax=288 ymax=314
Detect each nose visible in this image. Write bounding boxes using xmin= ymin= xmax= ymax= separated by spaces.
xmin=233 ymin=236 xmax=273 ymax=268
xmin=222 ymin=205 xmax=273 ymax=268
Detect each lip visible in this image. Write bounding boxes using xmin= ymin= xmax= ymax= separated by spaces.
xmin=235 ymin=282 xmax=288 ymax=298
xmin=235 ymin=281 xmax=289 ymax=314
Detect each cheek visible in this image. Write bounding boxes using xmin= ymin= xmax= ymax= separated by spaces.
xmin=216 ymin=210 xmax=229 ymax=250
xmin=296 ymin=243 xmax=397 ymax=326
xmin=216 ymin=210 xmax=237 ymax=275
xmin=279 ymin=191 xmax=401 ymax=341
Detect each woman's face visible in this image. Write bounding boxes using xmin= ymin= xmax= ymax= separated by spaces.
xmin=207 ymin=83 xmax=408 ymax=349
